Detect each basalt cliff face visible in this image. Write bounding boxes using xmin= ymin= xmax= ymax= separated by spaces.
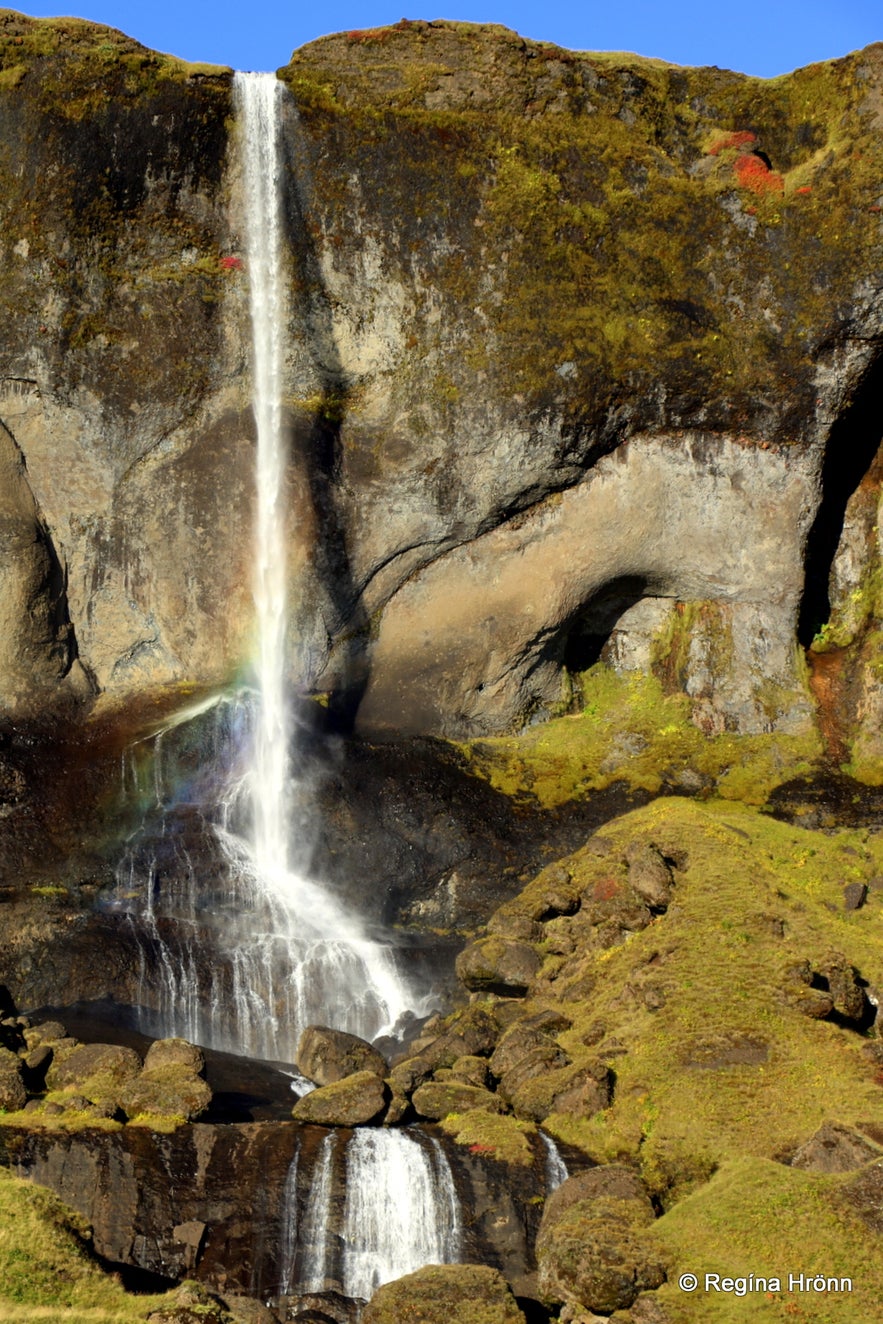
xmin=0 ymin=11 xmax=882 ymax=755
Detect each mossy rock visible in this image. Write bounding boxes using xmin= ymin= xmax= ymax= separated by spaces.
xmin=44 ymin=1042 xmax=141 ymax=1092
xmin=456 ymin=937 xmax=542 ymax=995
xmin=537 ymin=1197 xmax=666 ymax=1314
xmin=411 ymin=1080 xmax=507 ymax=1121
xmin=118 ymin=1065 xmax=212 ymax=1123
xmin=362 ymin=1263 xmax=526 ymax=1324
xmin=0 ymin=1045 xmax=26 ymax=1111
xmin=440 ymin=1109 xmax=538 ymax=1165
xmin=290 ymin=1069 xmax=388 ymax=1126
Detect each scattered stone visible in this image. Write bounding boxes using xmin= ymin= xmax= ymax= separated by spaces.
xmin=843 ymin=882 xmax=868 ymax=911
xmin=626 ymin=844 xmax=674 ymax=911
xmin=220 ymin=1296 xmax=278 ymax=1324
xmin=45 ymin=1042 xmax=142 ymax=1091
xmin=460 ymin=932 xmax=542 ymax=995
xmin=411 ymin=1080 xmax=506 ymax=1120
xmin=790 ymin=1121 xmax=883 ymax=1173
xmin=297 ymin=1026 xmax=387 ymax=1086
xmin=291 ymin=1069 xmax=388 ymax=1126
xmin=144 ymin=1038 xmax=205 ymax=1076
xmin=363 ymin=1263 xmax=526 ymax=1324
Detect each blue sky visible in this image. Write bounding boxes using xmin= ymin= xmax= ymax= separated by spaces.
xmin=14 ymin=1 xmax=882 ymax=77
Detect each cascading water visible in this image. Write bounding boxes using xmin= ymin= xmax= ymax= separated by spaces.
xmin=105 ymin=72 xmax=422 ymax=1064
xmin=279 ymin=1128 xmax=462 ymax=1304
xmin=540 ymin=1131 xmax=569 ymax=1192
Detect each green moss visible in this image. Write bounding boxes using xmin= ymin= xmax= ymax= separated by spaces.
xmin=439 ymin=1109 xmax=537 ymax=1164
xmin=281 ymin=24 xmax=882 ymax=445
xmin=0 ymin=1166 xmax=165 ymax=1318
xmin=516 ymin=798 xmax=883 ymax=1194
xmin=649 ymin=1157 xmax=883 ymax=1322
xmin=458 ymin=664 xmax=821 ymax=807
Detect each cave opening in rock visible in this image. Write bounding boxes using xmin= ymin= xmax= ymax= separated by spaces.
xmin=559 ymin=575 xmax=650 ymax=675
xmin=798 ymin=349 xmax=883 ymax=647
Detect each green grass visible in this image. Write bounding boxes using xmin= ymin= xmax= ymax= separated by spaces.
xmin=0 ymin=1168 xmax=165 ymax=1321
xmin=649 ymin=1157 xmax=883 ymax=1323
xmin=459 ymin=666 xmax=822 ymax=807
xmin=486 ymin=797 xmax=883 ymax=1197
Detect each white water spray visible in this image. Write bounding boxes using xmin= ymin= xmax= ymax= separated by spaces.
xmin=236 ymin=71 xmax=291 ymax=880
xmin=110 ymin=75 xmax=423 ymax=1062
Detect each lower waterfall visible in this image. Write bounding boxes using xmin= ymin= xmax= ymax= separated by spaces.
xmin=279 ymin=1128 xmax=462 ymax=1305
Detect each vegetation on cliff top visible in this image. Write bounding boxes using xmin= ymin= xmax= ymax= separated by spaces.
xmin=282 ymin=21 xmax=883 ymax=445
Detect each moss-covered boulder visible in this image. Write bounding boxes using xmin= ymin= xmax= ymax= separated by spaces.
xmin=411 ymin=1080 xmax=507 ymax=1121
xmin=118 ymin=1064 xmax=212 ymax=1123
xmin=537 ymin=1171 xmax=665 ymax=1315
xmin=456 ymin=937 xmax=542 ymax=996
xmin=45 ymin=1042 xmax=142 ymax=1092
xmin=0 ymin=1046 xmax=25 ymax=1110
xmin=362 ymin=1263 xmax=526 ymax=1324
xmin=290 ymin=1069 xmax=388 ymax=1125
xmin=296 ymin=1024 xmax=387 ymax=1086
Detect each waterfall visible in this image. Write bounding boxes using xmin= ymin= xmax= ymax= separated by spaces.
xmin=341 ymin=1129 xmax=462 ymax=1301
xmin=540 ymin=1131 xmax=569 ymax=1191
xmin=279 ymin=1127 xmax=462 ymax=1304
xmin=104 ymin=74 xmax=423 ymax=1064
xmin=297 ymin=1131 xmax=338 ymax=1295
xmin=236 ymin=70 xmax=290 ymax=882
xmin=278 ymin=1136 xmax=301 ymax=1296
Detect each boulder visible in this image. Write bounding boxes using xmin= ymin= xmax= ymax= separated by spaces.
xmin=119 ymin=1067 xmax=212 ymax=1123
xmin=537 ymin=1169 xmax=664 ymax=1315
xmin=0 ymin=1046 xmax=26 ymax=1111
xmin=45 ymin=1042 xmax=142 ymax=1091
xmin=144 ymin=1038 xmax=205 ymax=1076
xmin=291 ymin=1070 xmax=388 ymax=1126
xmin=626 ymin=844 xmax=674 ymax=910
xmin=387 ymin=1055 xmax=434 ymax=1097
xmin=146 ymin=1281 xmax=231 ymax=1324
xmin=456 ymin=938 xmax=542 ymax=996
xmin=510 ymin=1060 xmax=612 ymax=1123
xmin=297 ymin=1025 xmax=387 ymax=1086
xmin=411 ymin=1080 xmax=506 ymax=1121
xmin=790 ymin=1122 xmax=883 ymax=1173
xmin=498 ymin=1044 xmax=571 ymax=1105
xmin=363 ymin=1264 xmax=526 ymax=1324
xmin=821 ymin=958 xmax=870 ymax=1024
xmin=490 ymin=1022 xmax=564 ymax=1078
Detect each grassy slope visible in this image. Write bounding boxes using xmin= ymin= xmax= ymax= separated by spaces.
xmin=0 ymin=1168 xmax=164 ymax=1322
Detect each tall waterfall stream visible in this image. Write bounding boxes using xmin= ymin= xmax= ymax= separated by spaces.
xmin=99 ymin=70 xmax=480 ymax=1311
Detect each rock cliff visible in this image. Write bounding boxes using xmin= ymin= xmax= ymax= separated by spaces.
xmin=0 ymin=13 xmax=882 ymax=755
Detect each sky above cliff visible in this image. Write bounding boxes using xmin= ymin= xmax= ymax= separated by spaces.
xmin=18 ymin=0 xmax=882 ymax=77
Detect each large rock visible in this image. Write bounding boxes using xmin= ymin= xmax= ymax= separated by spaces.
xmin=456 ymin=938 xmax=542 ymax=996
xmin=296 ymin=1025 xmax=387 ymax=1086
xmin=0 ymin=1046 xmax=26 ymax=1111
xmin=45 ymin=1042 xmax=142 ymax=1091
xmin=537 ymin=1168 xmax=665 ymax=1315
xmin=411 ymin=1080 xmax=506 ymax=1121
xmin=290 ymin=1069 xmax=388 ymax=1126
xmin=363 ymin=1264 xmax=526 ymax=1324
xmin=790 ymin=1122 xmax=883 ymax=1173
